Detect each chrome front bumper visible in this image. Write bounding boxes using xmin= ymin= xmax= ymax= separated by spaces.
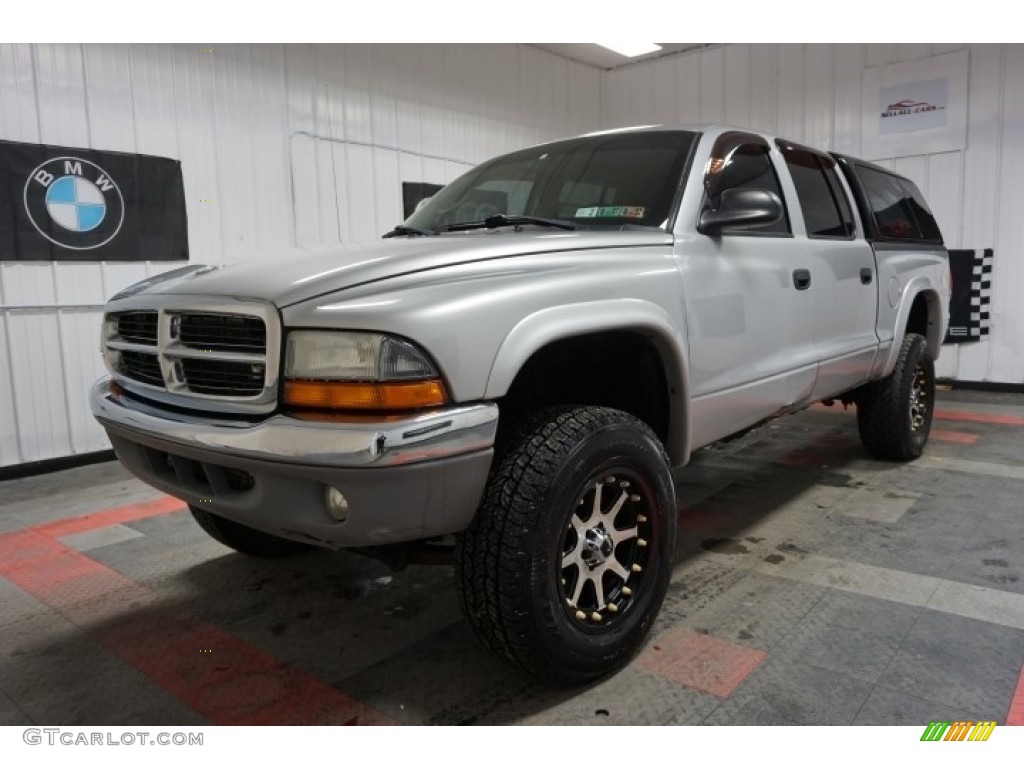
xmin=89 ymin=377 xmax=499 ymax=548
xmin=90 ymin=378 xmax=499 ymax=468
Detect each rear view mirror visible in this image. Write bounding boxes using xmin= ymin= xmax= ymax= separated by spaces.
xmin=698 ymin=188 xmax=784 ymax=234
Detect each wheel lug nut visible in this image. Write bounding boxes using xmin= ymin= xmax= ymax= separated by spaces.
xmin=575 ymin=610 xmax=587 ymax=620
xmin=622 ymin=586 xmax=632 ymax=596
xmin=637 ymin=538 xmax=648 ymax=548
xmin=630 ymin=495 xmax=641 ymax=502
xmin=631 ymin=564 xmax=643 ymax=573
xmin=590 ymin=612 xmax=602 ymax=622
xmin=608 ymin=603 xmax=619 ymax=613
xmin=619 ymin=480 xmax=630 ymax=488
xmin=605 ymin=476 xmax=616 ymax=483
xmin=636 ymin=513 xmax=646 ymax=522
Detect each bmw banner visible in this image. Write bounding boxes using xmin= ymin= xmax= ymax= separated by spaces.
xmin=0 ymin=139 xmax=188 ymax=262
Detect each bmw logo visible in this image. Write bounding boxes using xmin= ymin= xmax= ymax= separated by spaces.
xmin=23 ymin=156 xmax=125 ymax=250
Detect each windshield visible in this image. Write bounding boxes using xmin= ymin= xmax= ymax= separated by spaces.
xmin=404 ymin=130 xmax=698 ymax=232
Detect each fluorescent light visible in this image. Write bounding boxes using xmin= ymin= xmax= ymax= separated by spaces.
xmin=595 ymin=42 xmax=662 ymax=58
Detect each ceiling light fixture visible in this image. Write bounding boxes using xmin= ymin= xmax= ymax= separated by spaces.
xmin=595 ymin=43 xmax=662 ymax=58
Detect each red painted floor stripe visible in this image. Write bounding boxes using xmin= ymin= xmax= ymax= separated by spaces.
xmin=634 ymin=628 xmax=766 ymax=697
xmin=33 ymin=496 xmax=185 ymax=538
xmin=930 ymin=429 xmax=980 ymax=445
xmin=0 ymin=528 xmax=394 ymax=725
xmin=1007 ymin=663 xmax=1024 ymax=726
xmin=934 ymin=409 xmax=1024 ymax=427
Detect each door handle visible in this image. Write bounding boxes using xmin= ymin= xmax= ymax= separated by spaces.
xmin=793 ymin=269 xmax=811 ymax=290
xmin=860 ymin=267 xmax=873 ymax=285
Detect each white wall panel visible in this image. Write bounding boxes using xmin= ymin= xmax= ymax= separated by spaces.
xmin=171 ymin=43 xmax=223 ymax=268
xmin=724 ymin=44 xmax=750 ymax=129
xmin=803 ymin=45 xmax=833 ymax=148
xmin=956 ymin=44 xmax=1002 ymax=381
xmin=0 ymin=315 xmax=20 ymax=465
xmin=832 ymin=44 xmax=864 ymax=156
xmin=82 ymin=44 xmax=136 ymax=151
xmin=776 ymin=44 xmax=805 ymax=141
xmin=7 ymin=312 xmax=71 ymax=462
xmin=33 ymin=44 xmax=90 ymax=147
xmin=1 ymin=43 xmax=601 ymax=467
xmin=699 ymin=47 xmax=725 ymax=124
xmin=0 ymin=44 xmax=40 ymax=143
xmin=749 ymin=44 xmax=778 ymax=134
xmin=58 ymin=309 xmax=107 ymax=454
xmin=675 ymin=55 xmax=700 ymax=124
xmin=992 ymin=45 xmax=1024 ymax=383
xmin=129 ymin=44 xmax=180 ymax=158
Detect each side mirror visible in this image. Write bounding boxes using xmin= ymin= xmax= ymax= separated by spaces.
xmin=698 ymin=188 xmax=784 ymax=235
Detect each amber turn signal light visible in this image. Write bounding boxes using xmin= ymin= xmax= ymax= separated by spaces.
xmin=283 ymin=379 xmax=447 ymax=411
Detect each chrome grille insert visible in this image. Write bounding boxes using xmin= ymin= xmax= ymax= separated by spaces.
xmin=103 ymin=302 xmax=279 ymax=414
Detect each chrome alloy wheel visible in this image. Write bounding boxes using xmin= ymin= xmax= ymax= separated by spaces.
xmin=559 ymin=472 xmax=652 ymax=626
xmin=909 ymin=361 xmax=931 ymax=433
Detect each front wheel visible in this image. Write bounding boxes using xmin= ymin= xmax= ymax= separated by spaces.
xmin=856 ymin=332 xmax=935 ymax=461
xmin=454 ymin=406 xmax=677 ymax=685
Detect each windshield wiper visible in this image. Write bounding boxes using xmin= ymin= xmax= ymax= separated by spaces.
xmin=382 ymin=224 xmax=438 ymax=238
xmin=445 ymin=214 xmax=576 ymax=232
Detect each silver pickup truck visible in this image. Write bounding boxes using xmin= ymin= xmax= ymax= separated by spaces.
xmin=91 ymin=125 xmax=950 ymax=684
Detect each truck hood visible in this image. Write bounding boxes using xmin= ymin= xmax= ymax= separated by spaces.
xmin=116 ymin=230 xmax=673 ymax=307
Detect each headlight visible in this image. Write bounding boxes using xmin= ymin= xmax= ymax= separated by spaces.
xmin=285 ymin=331 xmax=438 ymax=380
xmin=283 ymin=331 xmax=447 ymax=411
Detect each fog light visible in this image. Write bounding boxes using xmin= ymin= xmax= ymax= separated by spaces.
xmin=325 ymin=486 xmax=349 ymax=522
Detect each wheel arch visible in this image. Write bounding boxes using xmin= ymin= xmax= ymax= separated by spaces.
xmin=881 ymin=283 xmax=944 ymax=377
xmin=484 ymin=300 xmax=691 ymax=465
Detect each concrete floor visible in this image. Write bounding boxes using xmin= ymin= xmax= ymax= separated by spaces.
xmin=1 ymin=389 xmax=1022 ymax=726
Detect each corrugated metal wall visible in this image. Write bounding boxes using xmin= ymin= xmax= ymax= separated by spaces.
xmin=0 ymin=43 xmax=601 ymax=468
xmin=601 ymin=43 xmax=1024 ymax=385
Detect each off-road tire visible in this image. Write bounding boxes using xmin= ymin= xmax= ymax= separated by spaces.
xmin=856 ymin=332 xmax=935 ymax=461
xmin=190 ymin=506 xmax=311 ymax=558
xmin=454 ymin=406 xmax=677 ymax=686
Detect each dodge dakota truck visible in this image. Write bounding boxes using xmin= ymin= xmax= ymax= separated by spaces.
xmin=91 ymin=125 xmax=950 ymax=684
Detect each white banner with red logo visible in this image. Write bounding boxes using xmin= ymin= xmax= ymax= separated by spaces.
xmin=861 ymin=50 xmax=969 ymax=160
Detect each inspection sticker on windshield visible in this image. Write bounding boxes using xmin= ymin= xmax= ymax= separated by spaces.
xmin=575 ymin=206 xmax=645 ymax=219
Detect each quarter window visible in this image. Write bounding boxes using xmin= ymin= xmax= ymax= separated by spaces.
xmin=857 ymin=166 xmax=942 ymax=243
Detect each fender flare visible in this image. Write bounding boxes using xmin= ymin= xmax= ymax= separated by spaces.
xmin=881 ymin=280 xmax=944 ymax=377
xmin=483 ymin=298 xmax=691 ymax=465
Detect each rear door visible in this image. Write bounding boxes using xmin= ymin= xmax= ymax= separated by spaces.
xmin=775 ymin=140 xmax=879 ymax=399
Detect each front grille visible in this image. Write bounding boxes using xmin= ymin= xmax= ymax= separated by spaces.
xmin=116 ymin=311 xmax=158 ymax=345
xmin=179 ymin=313 xmax=266 ymax=354
xmin=181 ymin=359 xmax=265 ymax=396
xmin=103 ymin=303 xmax=278 ymax=410
xmin=119 ymin=350 xmax=163 ymax=387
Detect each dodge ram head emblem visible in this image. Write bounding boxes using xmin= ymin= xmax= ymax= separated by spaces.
xmin=23 ymin=156 xmax=125 ymax=250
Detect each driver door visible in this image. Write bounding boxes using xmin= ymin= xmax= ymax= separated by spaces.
xmin=676 ymin=131 xmax=819 ymax=449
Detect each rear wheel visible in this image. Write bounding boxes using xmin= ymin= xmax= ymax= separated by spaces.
xmin=856 ymin=332 xmax=935 ymax=461
xmin=190 ymin=506 xmax=311 ymax=558
xmin=455 ymin=406 xmax=676 ymax=685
